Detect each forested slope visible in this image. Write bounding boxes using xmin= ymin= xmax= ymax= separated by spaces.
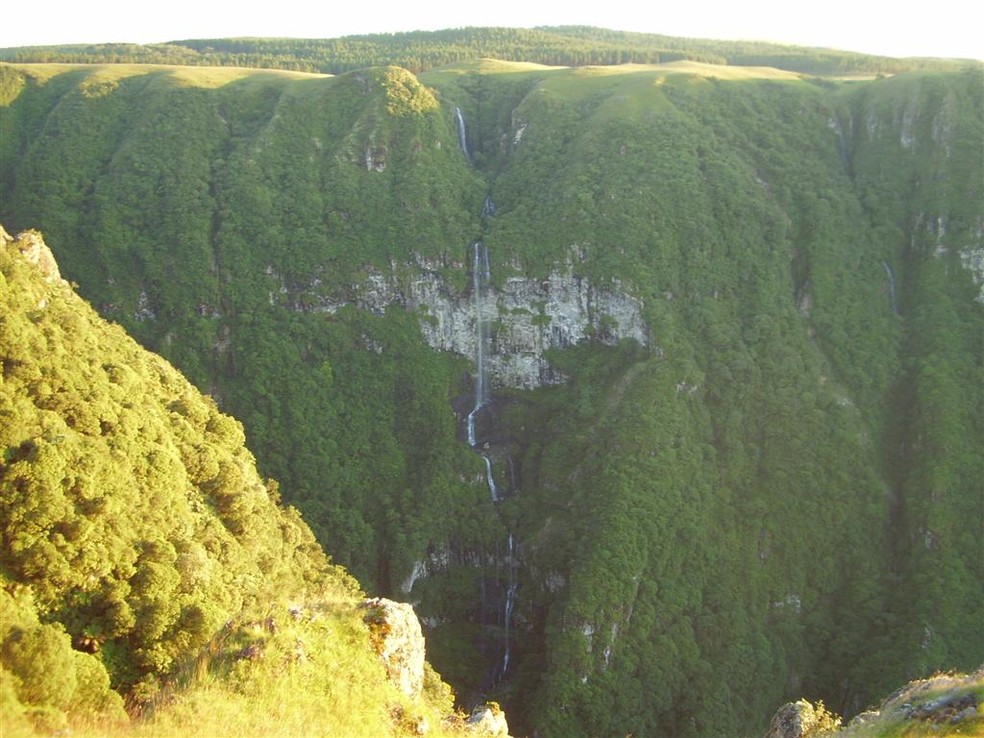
xmin=1 ymin=55 xmax=981 ymax=737
xmin=2 ymin=26 xmax=973 ymax=76
xmin=0 ymin=227 xmax=468 ymax=737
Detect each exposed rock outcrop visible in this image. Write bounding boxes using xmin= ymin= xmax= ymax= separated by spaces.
xmin=362 ymin=597 xmax=427 ymax=700
xmin=1 ymin=226 xmax=66 ymax=285
xmin=765 ymin=700 xmax=840 ymax=738
xmin=765 ymin=667 xmax=983 ymax=737
xmin=283 ymin=253 xmax=649 ymax=390
xmin=838 ymin=667 xmax=983 ymax=735
xmin=962 ymin=246 xmax=984 ymax=303
xmin=466 ymin=702 xmax=511 ymax=737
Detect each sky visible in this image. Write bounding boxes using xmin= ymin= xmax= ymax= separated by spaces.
xmin=2 ymin=0 xmax=982 ymax=60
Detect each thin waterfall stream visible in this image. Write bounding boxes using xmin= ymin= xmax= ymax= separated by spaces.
xmin=468 ymin=238 xmax=512 ymax=679
xmin=467 ymin=241 xmax=491 ymax=448
xmin=456 ymin=106 xmax=517 ymax=685
xmin=455 ymin=107 xmax=470 ymax=161
xmin=882 ymin=260 xmax=899 ymax=315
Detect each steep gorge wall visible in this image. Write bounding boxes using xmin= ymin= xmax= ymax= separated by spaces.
xmin=1 ymin=60 xmax=981 ymax=738
xmin=279 ymin=251 xmax=648 ymax=389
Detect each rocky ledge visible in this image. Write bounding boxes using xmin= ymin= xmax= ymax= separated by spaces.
xmin=765 ymin=666 xmax=983 ymax=737
xmin=281 ymin=253 xmax=649 ymax=390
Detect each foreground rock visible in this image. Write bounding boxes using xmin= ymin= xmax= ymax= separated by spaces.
xmin=765 ymin=699 xmax=840 ymax=738
xmin=765 ymin=666 xmax=983 ymax=737
xmin=363 ymin=597 xmax=427 ymax=699
xmin=839 ymin=667 xmax=983 ymax=735
xmin=465 ymin=702 xmax=510 ymax=737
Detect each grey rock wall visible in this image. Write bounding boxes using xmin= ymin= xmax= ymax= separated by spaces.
xmin=286 ymin=255 xmax=649 ymax=389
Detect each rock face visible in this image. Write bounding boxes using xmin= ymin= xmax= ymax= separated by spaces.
xmin=765 ymin=700 xmax=840 ymax=738
xmin=1 ymin=226 xmax=66 ymax=285
xmin=838 ymin=667 xmax=983 ymax=735
xmin=361 ymin=598 xmax=515 ymax=735
xmin=466 ymin=702 xmax=511 ymax=737
xmin=765 ymin=667 xmax=984 ymax=737
xmin=285 ymin=254 xmax=649 ymax=390
xmin=362 ymin=597 xmax=426 ymax=699
xmin=962 ymin=246 xmax=984 ymax=303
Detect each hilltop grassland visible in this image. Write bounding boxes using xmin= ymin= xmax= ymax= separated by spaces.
xmin=3 ymin=25 xmax=977 ymax=75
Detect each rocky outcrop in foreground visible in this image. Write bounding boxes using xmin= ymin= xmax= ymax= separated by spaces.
xmin=1 ymin=225 xmax=65 ymax=285
xmin=363 ymin=597 xmax=427 ymax=699
xmin=363 ymin=597 xmax=512 ymax=736
xmin=766 ymin=667 xmax=983 ymax=737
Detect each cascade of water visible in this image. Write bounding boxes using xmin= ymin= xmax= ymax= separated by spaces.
xmin=483 ymin=456 xmax=499 ymax=502
xmin=500 ymin=533 xmax=518 ymax=678
xmin=506 ymin=455 xmax=517 ymax=493
xmin=467 ymin=237 xmax=515 ymax=683
xmin=456 ymin=108 xmax=518 ymax=689
xmin=454 ymin=107 xmax=470 ymax=160
xmin=882 ymin=261 xmax=899 ymax=315
xmin=468 ymin=241 xmax=490 ymax=447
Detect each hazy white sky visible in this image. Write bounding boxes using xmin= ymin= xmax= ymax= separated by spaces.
xmin=2 ymin=0 xmax=982 ymax=60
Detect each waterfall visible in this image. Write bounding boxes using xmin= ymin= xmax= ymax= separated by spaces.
xmin=467 ymin=241 xmax=491 ymax=447
xmin=882 ymin=261 xmax=899 ymax=315
xmin=468 ymin=241 xmax=497 ymax=502
xmin=483 ymin=456 xmax=499 ymax=502
xmin=500 ymin=533 xmax=518 ymax=677
xmin=455 ymin=107 xmax=470 ymax=160
xmin=467 ymin=237 xmax=517 ymax=683
xmin=456 ymin=107 xmax=517 ymax=688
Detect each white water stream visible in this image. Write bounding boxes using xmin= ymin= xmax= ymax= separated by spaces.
xmin=455 ymin=107 xmax=470 ymax=161
xmin=882 ymin=261 xmax=899 ymax=315
xmin=467 ymin=241 xmax=491 ymax=448
xmin=456 ymin=107 xmax=517 ymax=684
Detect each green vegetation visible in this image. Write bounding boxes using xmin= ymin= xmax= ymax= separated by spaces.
xmin=1 ymin=44 xmax=981 ymax=737
xmin=824 ymin=668 xmax=982 ymax=736
xmin=3 ymin=26 xmax=976 ymax=77
xmin=0 ymin=229 xmax=469 ymax=736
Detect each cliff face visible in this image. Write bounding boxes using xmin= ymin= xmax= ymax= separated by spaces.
xmin=1 ymin=59 xmax=981 ymax=738
xmin=281 ymin=252 xmax=648 ymax=389
xmin=1 ymin=225 xmax=65 ymax=285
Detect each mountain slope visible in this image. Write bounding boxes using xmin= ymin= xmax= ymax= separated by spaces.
xmin=3 ymin=26 xmax=977 ymax=76
xmin=1 ymin=58 xmax=981 ymax=737
xmin=0 ymin=226 xmax=474 ymax=737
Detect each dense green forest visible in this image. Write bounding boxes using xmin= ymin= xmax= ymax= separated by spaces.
xmin=0 ymin=227 xmax=472 ymax=737
xmin=1 ymin=41 xmax=982 ymax=738
xmin=1 ymin=25 xmax=974 ymax=76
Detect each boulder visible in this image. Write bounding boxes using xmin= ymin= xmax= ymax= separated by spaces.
xmin=765 ymin=699 xmax=840 ymax=738
xmin=466 ymin=702 xmax=510 ymax=737
xmin=363 ymin=597 xmax=426 ymax=699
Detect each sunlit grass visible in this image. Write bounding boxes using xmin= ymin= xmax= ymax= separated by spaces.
xmin=833 ymin=670 xmax=984 ymax=737
xmin=2 ymin=62 xmax=327 ymax=91
xmin=22 ymin=596 xmax=468 ymax=738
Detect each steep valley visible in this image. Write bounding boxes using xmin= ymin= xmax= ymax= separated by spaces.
xmin=1 ymin=51 xmax=982 ymax=736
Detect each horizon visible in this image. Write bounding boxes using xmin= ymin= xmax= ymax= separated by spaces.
xmin=2 ymin=0 xmax=982 ymax=61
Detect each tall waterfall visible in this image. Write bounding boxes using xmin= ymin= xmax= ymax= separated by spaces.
xmin=456 ymin=106 xmax=517 ymax=686
xmin=483 ymin=456 xmax=499 ymax=502
xmin=501 ymin=533 xmax=518 ymax=676
xmin=882 ymin=261 xmax=899 ymax=315
xmin=467 ymin=239 xmax=513 ymax=680
xmin=454 ymin=107 xmax=470 ymax=161
xmin=467 ymin=241 xmax=491 ymax=447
